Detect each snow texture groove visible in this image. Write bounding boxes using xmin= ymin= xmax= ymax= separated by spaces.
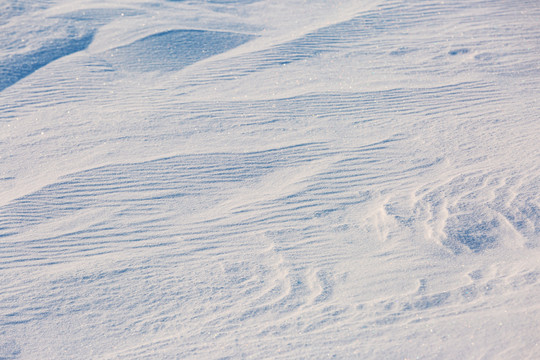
xmin=0 ymin=0 xmax=539 ymax=358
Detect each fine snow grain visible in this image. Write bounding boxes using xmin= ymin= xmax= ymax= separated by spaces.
xmin=1 ymin=0 xmax=539 ymax=359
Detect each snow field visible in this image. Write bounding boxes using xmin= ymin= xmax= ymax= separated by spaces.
xmin=1 ymin=0 xmax=539 ymax=358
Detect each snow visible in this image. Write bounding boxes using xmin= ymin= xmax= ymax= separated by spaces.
xmin=1 ymin=0 xmax=539 ymax=358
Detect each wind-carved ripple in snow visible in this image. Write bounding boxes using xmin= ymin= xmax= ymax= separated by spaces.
xmin=417 ymin=170 xmax=539 ymax=254
xmin=171 ymin=0 xmax=539 ymax=96
xmin=104 ymin=30 xmax=254 ymax=73
xmin=0 ymin=30 xmax=94 ymax=92
xmin=0 ymin=143 xmax=330 ymax=265
xmin=0 ymin=143 xmax=331 ymax=349
xmin=1 ymin=0 xmax=539 ymax=357
xmin=0 ymin=135 xmax=437 ymax=349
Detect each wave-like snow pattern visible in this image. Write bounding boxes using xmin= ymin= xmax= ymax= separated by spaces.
xmin=0 ymin=33 xmax=94 ymax=92
xmin=0 ymin=0 xmax=539 ymax=358
xmin=104 ymin=30 xmax=254 ymax=73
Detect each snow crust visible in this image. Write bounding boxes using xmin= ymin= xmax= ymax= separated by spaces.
xmin=1 ymin=0 xmax=539 ymax=358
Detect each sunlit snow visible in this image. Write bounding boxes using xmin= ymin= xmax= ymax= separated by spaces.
xmin=1 ymin=0 xmax=539 ymax=358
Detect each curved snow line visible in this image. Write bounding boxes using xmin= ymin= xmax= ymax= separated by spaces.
xmin=0 ymin=32 xmax=94 ymax=92
xmin=102 ymin=29 xmax=254 ymax=73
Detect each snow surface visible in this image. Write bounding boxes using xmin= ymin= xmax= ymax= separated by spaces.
xmin=1 ymin=0 xmax=539 ymax=358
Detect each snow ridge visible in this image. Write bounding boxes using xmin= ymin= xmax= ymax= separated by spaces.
xmin=1 ymin=0 xmax=539 ymax=358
